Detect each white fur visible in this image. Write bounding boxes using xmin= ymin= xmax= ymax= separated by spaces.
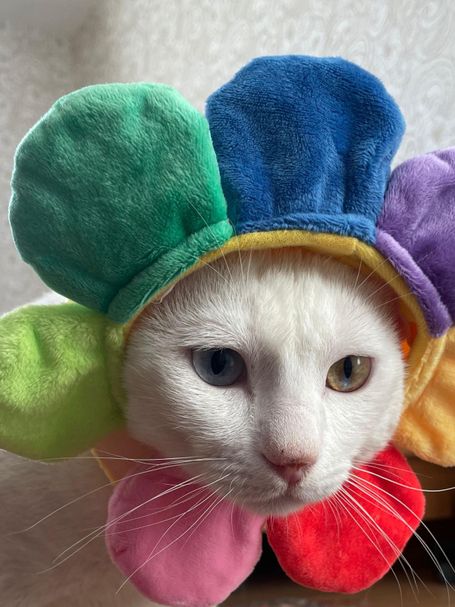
xmin=0 ymin=251 xmax=405 ymax=605
xmin=125 ymin=250 xmax=404 ymax=515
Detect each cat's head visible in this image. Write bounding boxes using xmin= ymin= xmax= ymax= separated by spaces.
xmin=124 ymin=249 xmax=404 ymax=515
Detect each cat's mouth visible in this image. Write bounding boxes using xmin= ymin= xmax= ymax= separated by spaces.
xmin=243 ymin=494 xmax=307 ymax=516
xmin=228 ymin=475 xmax=346 ymax=517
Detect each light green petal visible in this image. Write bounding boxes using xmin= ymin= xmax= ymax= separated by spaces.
xmin=0 ymin=302 xmax=125 ymax=459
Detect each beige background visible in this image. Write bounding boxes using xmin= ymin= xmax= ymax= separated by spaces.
xmin=1 ymin=0 xmax=455 ymax=313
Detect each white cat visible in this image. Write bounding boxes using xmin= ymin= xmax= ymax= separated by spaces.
xmin=0 ymin=250 xmax=404 ymax=606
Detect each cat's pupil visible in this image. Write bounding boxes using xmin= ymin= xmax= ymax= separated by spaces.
xmin=192 ymin=348 xmax=245 ymax=386
xmin=343 ymin=356 xmax=353 ymax=379
xmin=211 ymin=350 xmax=227 ymax=375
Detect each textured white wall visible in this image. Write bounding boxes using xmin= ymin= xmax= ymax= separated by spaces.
xmin=0 ymin=22 xmax=75 ymax=312
xmin=0 ymin=0 xmax=96 ymax=34
xmin=1 ymin=0 xmax=455 ymax=312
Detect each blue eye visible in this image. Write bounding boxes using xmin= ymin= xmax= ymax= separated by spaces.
xmin=192 ymin=349 xmax=245 ymax=386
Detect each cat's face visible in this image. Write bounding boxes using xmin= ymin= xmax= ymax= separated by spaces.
xmin=124 ymin=250 xmax=405 ymax=516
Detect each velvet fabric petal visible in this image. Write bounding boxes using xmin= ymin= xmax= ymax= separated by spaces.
xmin=377 ymin=148 xmax=455 ymax=337
xmin=266 ymin=445 xmax=425 ymax=593
xmin=10 ymin=84 xmax=232 ymax=324
xmin=106 ymin=465 xmax=265 ymax=607
xmin=0 ymin=303 xmax=124 ymax=459
xmin=206 ymin=55 xmax=404 ymax=242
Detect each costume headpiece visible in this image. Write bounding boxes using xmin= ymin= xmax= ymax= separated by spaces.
xmin=2 ymin=56 xmax=453 ymax=605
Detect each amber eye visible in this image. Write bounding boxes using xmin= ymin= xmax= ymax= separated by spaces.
xmin=326 ymin=356 xmax=372 ymax=392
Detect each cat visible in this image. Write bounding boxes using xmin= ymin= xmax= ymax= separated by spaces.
xmin=0 ymin=249 xmax=404 ymax=606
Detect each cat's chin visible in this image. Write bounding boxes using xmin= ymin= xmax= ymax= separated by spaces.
xmin=240 ymin=493 xmax=321 ymax=517
xmin=249 ymin=496 xmax=308 ymax=516
xmin=237 ymin=479 xmax=345 ymax=517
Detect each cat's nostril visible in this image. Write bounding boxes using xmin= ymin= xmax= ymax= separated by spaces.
xmin=262 ymin=453 xmax=317 ymax=485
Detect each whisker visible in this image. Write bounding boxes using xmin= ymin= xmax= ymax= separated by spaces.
xmin=108 ymin=487 xmax=219 ymax=537
xmin=245 ymin=247 xmax=254 ymax=286
xmin=39 ymin=453 xmax=226 ymax=463
xmin=373 ymin=291 xmax=414 ymax=311
xmin=187 ymin=257 xmax=231 ymax=285
xmin=355 ymin=254 xmax=394 ymax=291
xmin=325 ymin=494 xmax=342 ymax=542
xmin=341 ymin=487 xmax=418 ymax=578
xmin=116 ymin=488 xmax=233 ymax=595
xmin=349 ymin=474 xmax=455 ymax=599
xmin=112 ymin=483 xmax=211 ymax=527
xmin=185 ymin=198 xmax=234 ymax=285
xmin=107 ymin=472 xmax=232 ymax=533
xmin=334 ymin=490 xmax=405 ymax=603
xmin=341 ymin=484 xmax=426 ymax=596
xmin=349 ymin=473 xmax=455 ymax=588
xmin=116 ymin=495 xmax=219 ymax=593
xmin=14 ymin=457 xmax=224 ymax=537
xmin=347 ymin=478 xmax=451 ymax=603
xmin=338 ymin=488 xmax=419 ymax=599
xmin=351 ymin=466 xmax=455 ymax=493
xmin=356 ymin=460 xmax=433 ymax=480
xmin=364 ymin=272 xmax=401 ymax=303
xmin=347 ymin=480 xmax=434 ymax=593
xmin=363 ymin=253 xmax=433 ymax=308
xmin=231 ymin=225 xmax=246 ymax=288
xmin=97 ymin=449 xmax=226 ymax=462
xmin=180 ymin=486 xmax=235 ymax=549
xmin=10 ymin=464 xmax=175 ymax=536
xmin=41 ymin=473 xmax=209 ymax=572
xmin=353 ymin=259 xmax=363 ymax=290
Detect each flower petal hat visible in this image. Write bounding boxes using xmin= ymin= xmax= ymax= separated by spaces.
xmin=1 ymin=56 xmax=453 ymax=605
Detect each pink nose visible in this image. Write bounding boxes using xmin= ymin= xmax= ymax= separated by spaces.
xmin=262 ymin=453 xmax=317 ymax=485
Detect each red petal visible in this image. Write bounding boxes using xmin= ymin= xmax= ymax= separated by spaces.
xmin=266 ymin=445 xmax=425 ymax=593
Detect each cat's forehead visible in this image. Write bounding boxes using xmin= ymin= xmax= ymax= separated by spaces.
xmin=158 ymin=250 xmax=395 ymax=353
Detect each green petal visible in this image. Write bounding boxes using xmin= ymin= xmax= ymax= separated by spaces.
xmin=0 ymin=302 xmax=125 ymax=459
xmin=10 ymin=84 xmax=232 ymax=322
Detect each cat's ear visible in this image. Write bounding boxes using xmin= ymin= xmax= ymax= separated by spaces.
xmin=9 ymin=84 xmax=232 ymax=324
xmin=375 ymin=148 xmax=455 ymax=467
xmin=0 ymin=302 xmax=125 ymax=459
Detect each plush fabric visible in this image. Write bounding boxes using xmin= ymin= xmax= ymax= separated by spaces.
xmin=0 ymin=303 xmax=124 ymax=458
xmin=206 ymin=55 xmax=405 ymax=242
xmin=0 ymin=53 xmax=452 ymax=603
xmin=376 ymin=230 xmax=451 ymax=337
xmin=266 ymin=445 xmax=425 ymax=593
xmin=106 ymin=464 xmax=265 ymax=607
xmin=105 ymin=444 xmax=424 ymax=603
xmin=377 ymin=148 xmax=455 ymax=337
xmin=396 ymin=326 xmax=455 ymax=467
xmin=10 ymin=83 xmax=233 ymax=324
